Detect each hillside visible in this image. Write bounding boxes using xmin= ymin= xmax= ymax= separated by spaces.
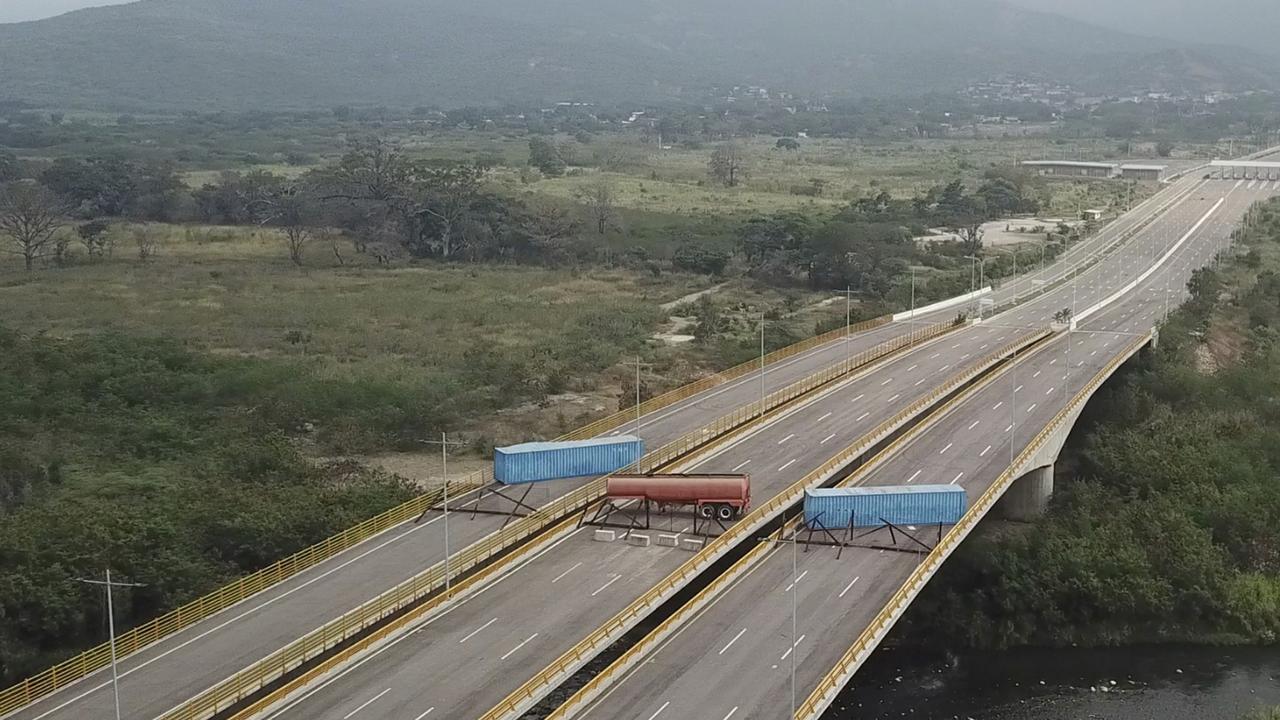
xmin=0 ymin=0 xmax=1276 ymax=111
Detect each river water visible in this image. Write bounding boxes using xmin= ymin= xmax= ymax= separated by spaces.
xmin=830 ymin=645 xmax=1280 ymax=720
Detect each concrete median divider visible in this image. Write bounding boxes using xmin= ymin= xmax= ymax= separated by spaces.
xmin=478 ymin=328 xmax=1053 ymax=720
xmin=795 ymin=332 xmax=1151 ymax=720
xmin=152 ymin=320 xmax=962 ymax=720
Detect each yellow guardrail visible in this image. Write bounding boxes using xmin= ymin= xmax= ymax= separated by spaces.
xmin=0 ymin=314 xmax=892 ymax=717
xmin=479 ymin=327 xmax=1052 ymax=720
xmin=545 ymin=326 xmax=1054 ymax=720
xmin=795 ymin=331 xmax=1152 ymax=720
xmin=155 ymin=320 xmax=957 ymax=720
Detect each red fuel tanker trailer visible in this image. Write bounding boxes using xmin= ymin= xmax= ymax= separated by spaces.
xmin=606 ymin=473 xmax=751 ymax=521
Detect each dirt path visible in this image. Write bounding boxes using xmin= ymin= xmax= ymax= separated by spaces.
xmin=660 ymin=282 xmax=728 ymax=311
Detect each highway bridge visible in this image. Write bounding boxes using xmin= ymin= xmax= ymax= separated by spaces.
xmin=210 ymin=178 xmax=1270 ymax=720
xmin=1 ymin=166 xmax=1270 ymax=720
xmin=537 ymin=178 xmax=1275 ymax=720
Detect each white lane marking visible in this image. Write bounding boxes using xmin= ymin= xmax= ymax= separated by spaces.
xmin=915 ymin=378 xmax=926 ymax=386
xmin=939 ymin=364 xmax=950 ymax=371
xmin=501 ymin=632 xmax=540 ymax=660
xmin=1091 ymin=350 xmax=1098 ymax=356
xmin=460 ymin=618 xmax=499 ymax=643
xmin=551 ymin=562 xmax=582 ymax=584
xmin=780 ymin=635 xmax=807 ymax=661
xmin=413 ymin=709 xmax=436 ymax=720
xmin=820 ymin=433 xmax=837 ymax=445
xmin=778 ymin=434 xmax=795 ymax=445
xmin=939 ymin=443 xmax=953 ymax=454
xmin=646 ymin=702 xmax=671 ymax=720
xmin=731 ymin=459 xmax=752 ymax=472
xmin=591 ymin=575 xmax=622 ymax=597
xmin=951 ymin=343 xmax=961 ymax=349
xmin=968 ymin=420 xmax=980 ymax=430
xmin=907 ymin=364 xmax=918 ymax=372
xmin=779 ymin=459 xmax=798 ymax=472
xmin=856 ymin=412 xmax=870 ymax=422
xmin=887 ymin=394 xmax=900 ymax=403
xmin=1005 ymin=424 xmax=1014 ymax=432
xmin=851 ymin=394 xmax=865 ymax=403
xmin=951 ymin=472 xmax=964 ymax=485
xmin=817 ymin=412 xmax=832 ymax=422
xmin=839 ymin=576 xmax=861 ymax=598
xmin=1027 ymin=403 xmax=1038 ymax=413
xmin=979 ymin=445 xmax=992 ymax=457
xmin=723 ymin=708 xmax=740 ymax=720
xmin=784 ymin=571 xmax=810 ymax=592
xmin=1015 ymin=385 xmax=1023 ymax=393
xmin=960 ymin=353 xmax=970 ymax=360
xmin=1033 ymin=370 xmax=1041 ymax=378
xmin=992 ymin=402 xmax=1003 ymax=411
xmin=907 ymin=470 xmax=923 ymax=483
xmin=719 ymin=628 xmax=748 ymax=655
xmin=880 ymin=377 xmax=895 ymax=386
xmin=344 ymin=689 xmax=391 ymax=719
xmin=1050 ymin=358 xmax=1057 ymax=364
xmin=929 ymin=353 xmax=940 ymax=359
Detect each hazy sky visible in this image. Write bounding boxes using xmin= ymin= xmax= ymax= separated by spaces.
xmin=0 ymin=0 xmax=129 ymax=24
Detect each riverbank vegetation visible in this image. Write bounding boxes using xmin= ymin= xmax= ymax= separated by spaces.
xmin=902 ymin=197 xmax=1280 ymax=649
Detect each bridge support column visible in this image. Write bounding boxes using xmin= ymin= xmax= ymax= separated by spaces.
xmin=997 ymin=464 xmax=1053 ymax=521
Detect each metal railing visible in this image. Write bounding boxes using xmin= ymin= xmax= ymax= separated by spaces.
xmin=0 ymin=314 xmax=894 ymax=716
xmin=479 ymin=328 xmax=1052 ymax=720
xmin=795 ymin=332 xmax=1152 ymax=720
xmin=155 ymin=320 xmax=958 ymax=720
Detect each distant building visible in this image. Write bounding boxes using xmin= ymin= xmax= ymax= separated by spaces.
xmin=1021 ymin=160 xmax=1118 ymax=178
xmin=1082 ymin=209 xmax=1104 ymax=221
xmin=1120 ymin=164 xmax=1167 ymax=182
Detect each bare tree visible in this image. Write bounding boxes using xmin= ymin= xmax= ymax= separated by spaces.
xmin=577 ymin=180 xmax=618 ymax=235
xmin=254 ymin=182 xmax=318 ymax=266
xmin=523 ymin=203 xmax=580 ymax=262
xmin=133 ymin=224 xmax=160 ymax=261
xmin=955 ymin=222 xmax=984 ymax=256
xmin=0 ymin=183 xmax=66 ymax=271
xmin=709 ymin=143 xmax=746 ymax=187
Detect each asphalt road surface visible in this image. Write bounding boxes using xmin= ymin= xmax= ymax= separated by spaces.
xmin=6 ymin=175 xmax=1228 ymax=720
xmin=571 ymin=179 xmax=1273 ymax=720
xmin=249 ymin=180 xmax=1264 ymax=720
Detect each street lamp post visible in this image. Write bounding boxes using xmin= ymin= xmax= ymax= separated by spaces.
xmin=77 ymin=569 xmax=145 ymax=720
xmin=964 ymin=255 xmax=986 ymax=319
xmin=759 ymin=313 xmax=766 ymax=412
xmin=420 ymin=432 xmax=466 ymax=590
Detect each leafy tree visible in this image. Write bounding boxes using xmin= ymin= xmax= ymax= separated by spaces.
xmin=76 ymin=219 xmax=112 ymax=258
xmin=709 ymin=143 xmax=746 ymax=187
xmin=1156 ymin=140 xmax=1176 ymax=158
xmin=0 ymin=182 xmax=66 ymax=271
xmin=775 ymin=138 xmax=801 ymax=150
xmin=672 ymin=244 xmax=730 ymax=276
xmin=528 ymin=138 xmax=566 ymax=177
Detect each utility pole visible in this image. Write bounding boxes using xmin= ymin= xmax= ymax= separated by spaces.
xmin=77 ymin=569 xmax=145 ymax=720
xmin=628 ymin=356 xmax=654 ymax=436
xmin=844 ymin=285 xmax=852 ymax=359
xmin=909 ymin=267 xmax=917 ymax=334
xmin=420 ymin=433 xmax=466 ymax=590
xmin=759 ymin=313 xmax=766 ymax=413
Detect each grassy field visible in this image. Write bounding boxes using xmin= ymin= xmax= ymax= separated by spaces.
xmin=0 ymin=225 xmax=721 ymax=447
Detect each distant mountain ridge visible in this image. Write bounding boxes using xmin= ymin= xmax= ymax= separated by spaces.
xmin=0 ymin=0 xmax=1276 ymax=111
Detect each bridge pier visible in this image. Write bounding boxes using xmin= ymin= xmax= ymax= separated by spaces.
xmin=996 ymin=464 xmax=1053 ymax=521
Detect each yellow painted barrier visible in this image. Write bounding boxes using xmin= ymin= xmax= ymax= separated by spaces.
xmin=479 ymin=328 xmax=1052 ymax=720
xmin=544 ymin=328 xmax=1057 ymax=720
xmin=153 ymin=319 xmax=959 ymax=720
xmin=795 ymin=332 xmax=1152 ymax=720
xmin=0 ymin=314 xmax=892 ymax=716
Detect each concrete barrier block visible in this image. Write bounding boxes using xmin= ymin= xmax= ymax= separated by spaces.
xmin=680 ymin=538 xmax=705 ymax=551
xmin=627 ymin=533 xmax=651 ymax=547
xmin=594 ymin=529 xmax=616 ymax=543
xmin=657 ymin=534 xmax=679 ymax=547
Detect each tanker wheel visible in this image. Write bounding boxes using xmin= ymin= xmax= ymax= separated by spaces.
xmin=716 ymin=504 xmax=735 ymax=521
xmin=698 ymin=504 xmax=715 ymax=519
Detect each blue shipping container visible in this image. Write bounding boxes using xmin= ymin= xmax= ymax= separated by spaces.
xmin=804 ymin=485 xmax=966 ymax=529
xmin=494 ymin=436 xmax=644 ymax=485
